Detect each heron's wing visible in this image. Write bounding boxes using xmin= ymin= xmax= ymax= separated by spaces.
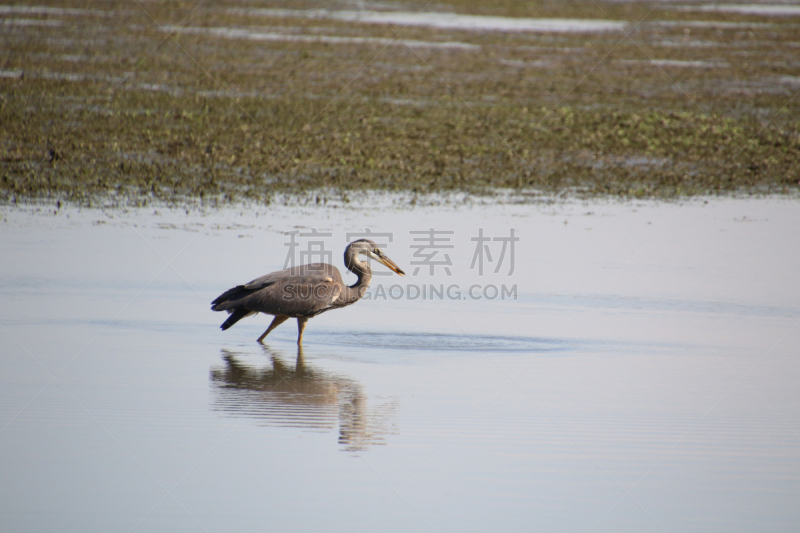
xmin=241 ymin=270 xmax=342 ymax=317
xmin=211 ymin=270 xmax=289 ymax=310
xmin=242 ymin=264 xmax=336 ymax=290
xmin=213 ymin=264 xmax=344 ymax=317
xmin=242 ymin=270 xmax=289 ymax=291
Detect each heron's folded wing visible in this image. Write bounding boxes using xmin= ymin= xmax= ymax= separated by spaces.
xmin=243 ymin=274 xmax=339 ymax=317
xmin=242 ymin=270 xmax=288 ymax=291
xmin=242 ymin=263 xmax=335 ymax=291
xmin=212 ymin=270 xmax=288 ymax=309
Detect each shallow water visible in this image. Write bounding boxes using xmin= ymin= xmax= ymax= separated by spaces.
xmin=1 ymin=198 xmax=799 ymax=532
xmin=672 ymin=4 xmax=800 ymax=16
xmin=234 ymin=9 xmax=629 ymax=33
xmin=163 ymin=25 xmax=481 ymax=50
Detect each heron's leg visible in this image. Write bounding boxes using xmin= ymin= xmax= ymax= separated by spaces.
xmin=296 ymin=317 xmax=309 ymax=345
xmin=257 ymin=315 xmax=289 ymax=343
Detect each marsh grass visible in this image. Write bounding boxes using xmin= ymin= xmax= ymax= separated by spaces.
xmin=2 ymin=0 xmax=799 ymax=206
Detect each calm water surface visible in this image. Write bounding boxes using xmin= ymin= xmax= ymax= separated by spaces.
xmin=1 ymin=198 xmax=799 ymax=532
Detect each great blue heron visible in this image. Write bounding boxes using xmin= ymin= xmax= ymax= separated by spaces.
xmin=211 ymin=239 xmax=404 ymax=345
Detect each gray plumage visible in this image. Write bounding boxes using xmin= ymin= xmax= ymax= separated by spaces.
xmin=211 ymin=239 xmax=404 ymax=345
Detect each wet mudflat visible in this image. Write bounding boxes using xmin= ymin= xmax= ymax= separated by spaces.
xmin=1 ymin=197 xmax=799 ymax=532
xmin=2 ymin=0 xmax=800 ymax=203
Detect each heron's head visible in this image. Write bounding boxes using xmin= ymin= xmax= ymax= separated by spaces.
xmin=349 ymin=239 xmax=405 ymax=276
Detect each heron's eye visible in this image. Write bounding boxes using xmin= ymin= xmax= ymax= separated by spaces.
xmin=374 ymin=249 xmax=381 ymax=255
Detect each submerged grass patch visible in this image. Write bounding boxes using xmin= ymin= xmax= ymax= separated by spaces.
xmin=2 ymin=0 xmax=799 ymax=206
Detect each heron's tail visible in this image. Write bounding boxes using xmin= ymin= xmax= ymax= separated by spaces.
xmin=211 ymin=285 xmax=247 ymax=308
xmin=220 ymin=308 xmax=252 ymax=331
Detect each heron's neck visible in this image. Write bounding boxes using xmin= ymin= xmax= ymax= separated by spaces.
xmin=344 ymin=254 xmax=372 ymax=302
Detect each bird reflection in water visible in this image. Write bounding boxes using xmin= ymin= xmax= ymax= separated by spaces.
xmin=210 ymin=346 xmax=397 ymax=452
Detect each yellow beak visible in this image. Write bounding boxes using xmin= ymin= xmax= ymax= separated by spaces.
xmin=377 ymin=255 xmax=405 ymax=276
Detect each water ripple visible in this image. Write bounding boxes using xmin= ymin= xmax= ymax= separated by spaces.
xmin=316 ymin=331 xmax=576 ymax=353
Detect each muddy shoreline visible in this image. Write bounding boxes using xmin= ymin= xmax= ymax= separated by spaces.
xmin=2 ymin=1 xmax=799 ymax=206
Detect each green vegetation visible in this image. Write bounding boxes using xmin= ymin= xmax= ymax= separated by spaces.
xmin=2 ymin=0 xmax=799 ymax=206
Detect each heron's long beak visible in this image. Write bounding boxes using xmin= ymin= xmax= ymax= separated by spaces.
xmin=377 ymin=255 xmax=405 ymax=276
